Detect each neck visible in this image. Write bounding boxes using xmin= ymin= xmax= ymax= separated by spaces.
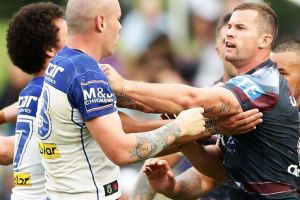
xmin=32 ymin=64 xmax=47 ymax=77
xmin=235 ymin=51 xmax=270 ymax=75
xmin=222 ymin=72 xmax=234 ymax=82
xmin=66 ymin=33 xmax=104 ymax=61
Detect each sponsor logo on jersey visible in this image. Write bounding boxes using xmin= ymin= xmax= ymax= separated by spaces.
xmin=103 ymin=180 xmax=118 ymax=196
xmin=229 ymin=76 xmax=264 ymax=100
xmin=289 ymin=95 xmax=297 ymax=107
xmin=287 ymin=164 xmax=300 ymax=177
xmin=39 ymin=143 xmax=60 ymax=159
xmin=220 ymin=135 xmax=238 ymax=153
xmin=14 ymin=172 xmax=31 ymax=186
xmin=45 ymin=63 xmax=64 ymax=84
xmin=81 ymin=80 xmax=115 ymax=113
xmin=18 ymin=95 xmax=38 ymax=114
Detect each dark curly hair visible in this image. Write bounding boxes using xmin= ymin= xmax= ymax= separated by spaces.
xmin=6 ymin=2 xmax=64 ymax=74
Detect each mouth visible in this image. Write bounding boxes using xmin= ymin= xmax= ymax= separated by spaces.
xmin=225 ymin=42 xmax=236 ymax=49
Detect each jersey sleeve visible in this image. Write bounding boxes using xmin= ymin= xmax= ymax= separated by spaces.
xmin=18 ymin=85 xmax=42 ymax=117
xmin=222 ymin=68 xmax=279 ymax=112
xmin=67 ymin=70 xmax=117 ymax=121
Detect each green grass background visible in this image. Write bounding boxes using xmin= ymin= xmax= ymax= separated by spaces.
xmin=0 ymin=20 xmax=9 ymax=89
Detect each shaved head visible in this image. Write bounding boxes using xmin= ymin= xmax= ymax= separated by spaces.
xmin=66 ymin=0 xmax=112 ymax=34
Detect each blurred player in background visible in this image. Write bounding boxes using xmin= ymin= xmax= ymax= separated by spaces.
xmin=0 ymin=3 xmax=66 ymax=200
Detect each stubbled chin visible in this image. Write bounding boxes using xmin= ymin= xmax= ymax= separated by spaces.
xmin=224 ymin=54 xmax=237 ymax=64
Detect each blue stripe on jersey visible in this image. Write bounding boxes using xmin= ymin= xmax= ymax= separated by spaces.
xmin=14 ymin=76 xmax=44 ymax=169
xmin=14 ymin=117 xmax=34 ymax=170
xmin=79 ymin=126 xmax=99 ymax=200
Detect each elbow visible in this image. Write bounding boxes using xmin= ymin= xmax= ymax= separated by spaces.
xmin=0 ymin=157 xmax=13 ymax=166
xmin=106 ymin=148 xmax=133 ymax=166
xmin=0 ymin=137 xmax=14 ymax=166
xmin=109 ymin=154 xmax=131 ymax=166
xmin=0 ymin=148 xmax=13 ymax=166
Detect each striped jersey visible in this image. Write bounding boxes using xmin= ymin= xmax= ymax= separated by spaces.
xmin=36 ymin=46 xmax=120 ymax=200
xmin=12 ymin=76 xmax=46 ymax=200
xmin=220 ymin=60 xmax=300 ymax=199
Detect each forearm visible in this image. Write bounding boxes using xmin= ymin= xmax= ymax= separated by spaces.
xmin=180 ymin=143 xmax=227 ymax=182
xmin=0 ymin=136 xmax=15 ymax=165
xmin=163 ymin=168 xmax=219 ymax=200
xmin=90 ymin=117 xmax=184 ymax=165
xmin=0 ymin=102 xmax=18 ymax=124
xmin=89 ymin=108 xmax=205 ymax=165
xmin=131 ymin=172 xmax=156 ymax=200
xmin=122 ymin=80 xmax=242 ymax=117
xmin=126 ymin=122 xmax=182 ymax=163
xmin=123 ymin=80 xmax=194 ymax=114
xmin=119 ymin=111 xmax=170 ymax=133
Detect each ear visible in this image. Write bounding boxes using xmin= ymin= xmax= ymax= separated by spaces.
xmin=258 ymin=34 xmax=273 ymax=49
xmin=45 ymin=47 xmax=56 ymax=58
xmin=95 ymin=15 xmax=105 ymax=33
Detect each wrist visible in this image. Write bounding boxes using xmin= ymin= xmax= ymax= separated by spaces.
xmin=204 ymin=118 xmax=220 ymax=135
xmin=163 ymin=179 xmax=183 ymax=200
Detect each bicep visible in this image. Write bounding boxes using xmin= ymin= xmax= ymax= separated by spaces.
xmin=85 ymin=112 xmax=127 ymax=160
xmin=194 ymin=87 xmax=242 ymax=117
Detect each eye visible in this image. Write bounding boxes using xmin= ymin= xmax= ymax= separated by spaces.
xmin=278 ymin=68 xmax=288 ymax=75
xmin=237 ymin=26 xmax=246 ymax=30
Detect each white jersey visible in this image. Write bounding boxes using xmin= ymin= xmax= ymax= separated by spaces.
xmin=36 ymin=46 xmax=121 ymax=200
xmin=12 ymin=77 xmax=46 ymax=200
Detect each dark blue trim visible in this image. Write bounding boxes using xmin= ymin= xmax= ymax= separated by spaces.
xmin=80 ymin=127 xmax=99 ymax=200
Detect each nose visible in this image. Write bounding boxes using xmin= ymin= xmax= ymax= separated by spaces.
xmin=226 ymin=28 xmax=234 ymax=40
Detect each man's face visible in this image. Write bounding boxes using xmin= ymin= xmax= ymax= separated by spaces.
xmin=224 ymin=10 xmax=261 ymax=67
xmin=216 ymin=25 xmax=236 ymax=78
xmin=103 ymin=0 xmax=122 ymax=57
xmin=271 ymin=52 xmax=300 ymax=99
xmin=54 ymin=19 xmax=68 ymax=52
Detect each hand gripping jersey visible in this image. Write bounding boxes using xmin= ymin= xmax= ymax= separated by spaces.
xmin=36 ymin=46 xmax=120 ymax=200
xmin=220 ymin=60 xmax=300 ymax=199
xmin=12 ymin=77 xmax=46 ymax=200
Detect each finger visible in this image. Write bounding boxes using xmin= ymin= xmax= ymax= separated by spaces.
xmin=236 ymin=118 xmax=263 ymax=134
xmin=229 ymin=111 xmax=262 ymax=127
xmin=142 ymin=167 xmax=152 ymax=176
xmin=166 ymin=170 xmax=174 ymax=179
xmin=238 ymin=112 xmax=263 ymax=126
xmin=235 ymin=109 xmax=259 ymax=121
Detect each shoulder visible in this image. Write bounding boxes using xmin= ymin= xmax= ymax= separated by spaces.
xmin=19 ymin=77 xmax=44 ymax=98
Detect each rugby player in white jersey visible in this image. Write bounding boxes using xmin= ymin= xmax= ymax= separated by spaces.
xmin=0 ymin=3 xmax=67 ymax=199
xmin=36 ymin=0 xmax=207 ymax=199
